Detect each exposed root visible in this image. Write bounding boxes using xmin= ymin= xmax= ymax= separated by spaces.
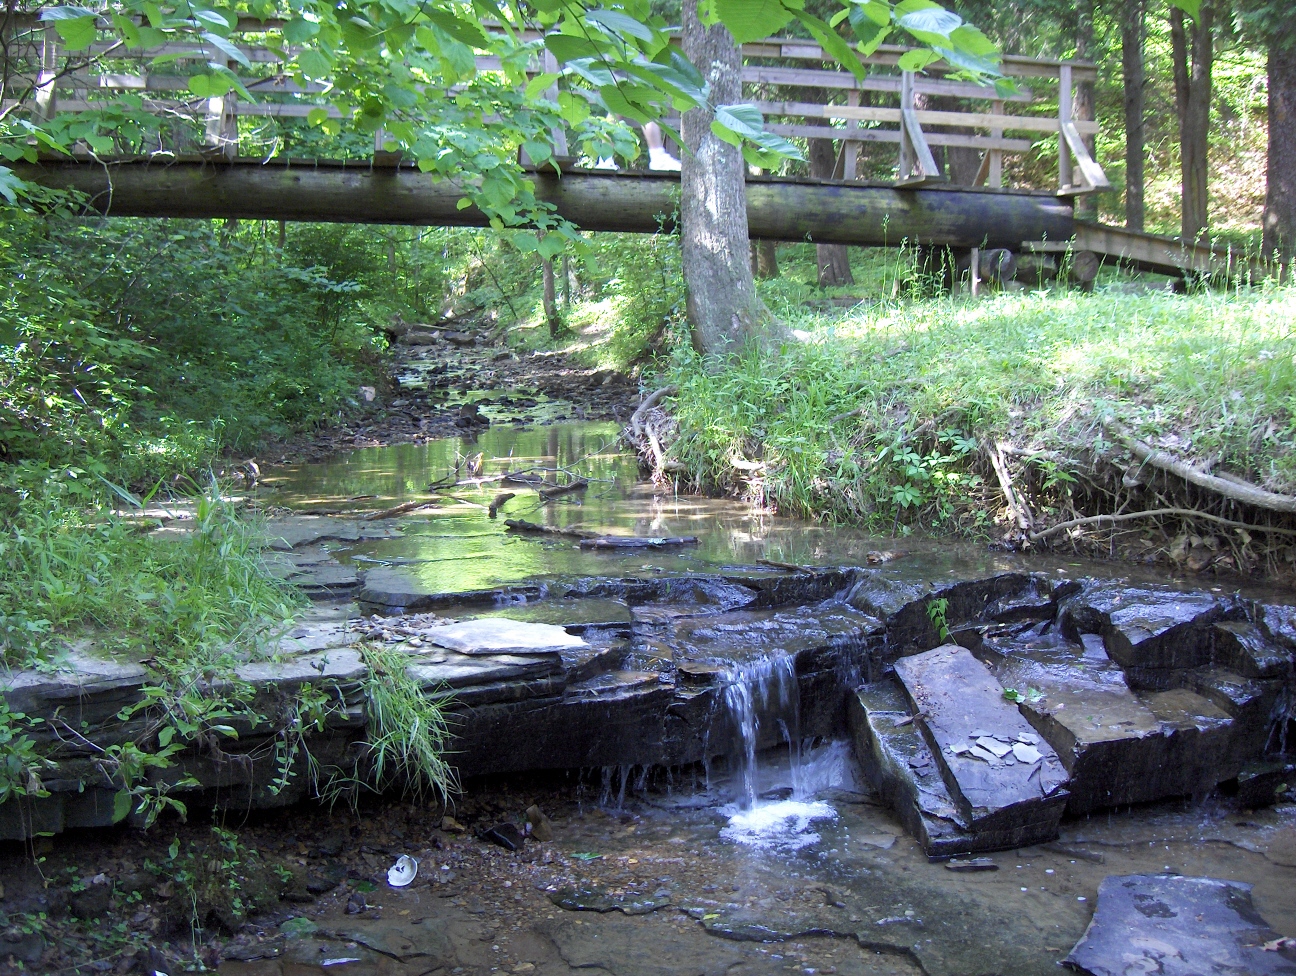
xmin=625 ymin=386 xmax=686 ymax=481
xmin=1028 ymin=508 xmax=1296 ymax=543
xmin=1104 ymin=419 xmax=1296 ymax=514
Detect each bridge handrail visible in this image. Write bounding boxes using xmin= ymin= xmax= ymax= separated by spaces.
xmin=4 ymin=17 xmax=1106 ymax=194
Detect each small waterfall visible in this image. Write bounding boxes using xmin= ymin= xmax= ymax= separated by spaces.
xmin=721 ymin=653 xmax=800 ymax=809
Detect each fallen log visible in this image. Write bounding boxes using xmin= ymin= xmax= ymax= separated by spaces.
xmin=578 ymin=535 xmax=700 ymax=550
xmin=362 ymin=498 xmax=439 ymax=520
xmin=487 ymin=492 xmax=516 ymax=519
xmin=538 ymin=479 xmax=589 ymax=500
xmin=504 ymin=519 xmax=597 ymax=540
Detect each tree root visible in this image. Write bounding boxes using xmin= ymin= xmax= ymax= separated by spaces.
xmin=1028 ymin=507 xmax=1296 ymax=543
xmin=1104 ymin=419 xmax=1296 ymax=514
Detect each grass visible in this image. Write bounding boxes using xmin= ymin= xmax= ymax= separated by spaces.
xmin=656 ymin=274 xmax=1296 ymax=533
xmin=0 ymin=481 xmax=303 ymax=672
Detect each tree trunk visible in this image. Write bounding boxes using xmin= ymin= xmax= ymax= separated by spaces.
xmin=808 ymin=138 xmax=854 ymax=287
xmin=1264 ymin=36 xmax=1296 ymax=263
xmin=1171 ymin=2 xmax=1214 ymax=242
xmin=1074 ymin=0 xmax=1098 ymax=220
xmin=750 ymin=240 xmax=779 ymax=279
xmin=542 ymin=257 xmax=561 ymax=337
xmin=1121 ymin=0 xmax=1147 ymax=231
xmin=680 ymin=0 xmax=783 ymax=356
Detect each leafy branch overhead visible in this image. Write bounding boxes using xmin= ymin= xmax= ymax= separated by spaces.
xmin=13 ymin=0 xmax=1008 ymax=241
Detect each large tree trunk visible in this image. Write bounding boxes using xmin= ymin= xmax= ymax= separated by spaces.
xmin=680 ymin=0 xmax=782 ymax=356
xmin=1121 ymin=0 xmax=1147 ymax=231
xmin=1264 ymin=37 xmax=1296 ymax=263
xmin=808 ymin=138 xmax=854 ymax=287
xmin=1171 ymin=2 xmax=1214 ymax=242
xmin=1073 ymin=0 xmax=1098 ymax=220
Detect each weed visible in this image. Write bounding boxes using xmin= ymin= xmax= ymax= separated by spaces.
xmin=926 ymin=599 xmax=952 ymax=643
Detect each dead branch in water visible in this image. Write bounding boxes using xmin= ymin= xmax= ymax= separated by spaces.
xmin=504 ymin=519 xmax=597 ymax=540
xmin=538 ymin=479 xmax=589 ymax=500
xmin=363 ymin=498 xmax=440 ymax=520
xmin=578 ymin=535 xmax=699 ymax=550
xmin=487 ymin=492 xmax=516 ymax=519
xmin=987 ymin=440 xmax=1034 ymax=532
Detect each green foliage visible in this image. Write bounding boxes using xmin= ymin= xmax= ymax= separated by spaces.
xmin=355 ymin=645 xmax=457 ymax=806
xmin=0 ymin=482 xmax=302 ymax=671
xmin=661 ymin=282 xmax=1296 ymax=527
xmin=0 ymin=701 xmax=52 ymax=806
xmin=926 ymin=598 xmax=951 ymax=642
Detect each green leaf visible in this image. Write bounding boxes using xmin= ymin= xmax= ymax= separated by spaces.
xmin=188 ymin=73 xmax=233 ymax=98
xmin=599 ymin=83 xmax=651 ymax=123
xmin=306 ymin=106 xmax=330 ymax=126
xmin=522 ymin=139 xmax=551 ymax=163
xmin=298 ymin=48 xmax=332 ymax=80
xmin=558 ymin=91 xmax=591 ymax=126
xmin=586 ymin=8 xmax=656 ymax=43
xmin=712 ymin=103 xmax=767 ymax=142
xmin=524 ymin=72 xmax=560 ymax=101
xmin=112 ymin=790 xmax=133 ymax=824
xmin=424 ymin=9 xmax=489 ymax=48
xmin=168 ymin=838 xmax=181 ymax=859
xmin=794 ymin=12 xmax=866 ymax=81
xmin=714 ymin=0 xmax=794 ymax=44
xmin=50 ymin=15 xmax=98 ymax=51
xmin=283 ymin=17 xmax=320 ymax=44
xmin=538 ymin=234 xmax=565 ymax=259
xmin=1167 ymin=0 xmax=1200 ymax=19
xmin=897 ymin=7 xmax=961 ymax=38
xmin=0 ymin=166 xmax=25 ymax=205
xmin=202 ymin=31 xmax=251 ymax=68
xmin=545 ymin=32 xmax=607 ymax=63
xmin=897 ymin=49 xmax=940 ymax=72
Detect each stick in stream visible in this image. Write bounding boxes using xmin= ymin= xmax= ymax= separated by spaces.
xmin=487 ymin=492 xmax=516 ymax=519
xmin=578 ymin=535 xmax=700 ymax=550
xmin=538 ymin=479 xmax=589 ymax=500
xmin=504 ymin=519 xmax=598 ymax=540
xmin=1028 ymin=507 xmax=1296 ymax=543
xmin=363 ymin=498 xmax=439 ymax=520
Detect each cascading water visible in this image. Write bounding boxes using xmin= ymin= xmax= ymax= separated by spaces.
xmin=718 ymin=653 xmax=840 ymax=851
xmin=720 ymin=653 xmax=801 ymax=809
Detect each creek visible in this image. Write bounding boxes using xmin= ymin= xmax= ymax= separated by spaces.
xmin=216 ymin=418 xmax=1296 ymax=976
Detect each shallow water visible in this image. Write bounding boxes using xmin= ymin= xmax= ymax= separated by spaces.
xmin=232 ymin=423 xmax=1296 ymax=976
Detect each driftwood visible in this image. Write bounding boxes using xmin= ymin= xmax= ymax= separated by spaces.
xmin=1105 ymin=420 xmax=1296 ymax=514
xmin=627 ymin=386 xmax=687 ymax=478
xmin=504 ymin=519 xmax=597 ymax=540
xmin=502 ymin=471 xmax=548 ymax=486
xmin=986 ymin=440 xmax=1034 ymax=532
xmin=538 ymin=479 xmax=589 ymax=500
xmin=487 ymin=492 xmax=516 ymax=519
xmin=362 ymin=498 xmax=439 ymax=520
xmin=578 ymin=535 xmax=699 ymax=550
xmin=1028 ymin=507 xmax=1296 ymax=543
xmin=758 ymin=557 xmax=815 ymax=572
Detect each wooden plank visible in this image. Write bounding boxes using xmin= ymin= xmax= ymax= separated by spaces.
xmin=741 ymin=65 xmax=1033 ymax=102
xmin=755 ymin=99 xmax=1095 ymax=135
xmin=766 ymin=123 xmax=1030 ymax=152
xmin=1060 ymin=120 xmax=1110 ymax=190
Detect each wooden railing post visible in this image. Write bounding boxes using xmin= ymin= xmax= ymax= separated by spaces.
xmin=1058 ymin=62 xmax=1073 ymax=193
xmin=34 ymin=26 xmax=59 ymax=123
xmin=542 ymin=49 xmax=568 ymax=157
xmin=899 ymin=70 xmax=915 ymax=180
xmin=842 ymin=88 xmax=860 ymax=180
xmin=203 ymin=61 xmax=239 ymax=159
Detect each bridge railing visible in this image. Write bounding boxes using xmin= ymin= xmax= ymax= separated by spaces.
xmin=2 ymin=15 xmax=1106 ymax=195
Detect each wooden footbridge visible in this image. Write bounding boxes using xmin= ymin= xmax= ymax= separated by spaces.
xmin=3 ymin=18 xmax=1257 ymax=283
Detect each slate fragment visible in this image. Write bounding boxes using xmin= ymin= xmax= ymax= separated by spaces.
xmin=1063 ymin=874 xmax=1296 ymax=976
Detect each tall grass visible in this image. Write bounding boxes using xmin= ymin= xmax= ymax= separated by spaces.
xmin=0 ymin=482 xmax=303 ymax=671
xmin=661 ymin=283 xmax=1296 ymax=526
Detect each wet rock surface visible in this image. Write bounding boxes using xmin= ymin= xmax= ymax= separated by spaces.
xmin=1063 ymin=874 xmax=1296 ymax=976
xmin=4 ymin=563 xmax=1295 ymax=844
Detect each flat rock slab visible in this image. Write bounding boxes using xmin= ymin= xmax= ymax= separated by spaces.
xmin=1064 ymin=874 xmax=1296 ymax=976
xmin=850 ymin=683 xmax=974 ymax=859
xmin=894 ymin=644 xmax=1069 ymax=834
xmin=1063 ymin=585 xmax=1227 ymax=685
xmin=983 ymin=632 xmax=1239 ymax=815
xmin=1213 ymin=621 xmax=1292 ymax=679
xmin=665 ymin=602 xmax=882 ymax=669
xmin=262 ymin=516 xmax=403 ymax=551
xmin=419 ymin=618 xmax=587 ymax=655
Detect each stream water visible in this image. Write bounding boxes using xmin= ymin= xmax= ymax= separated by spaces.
xmin=232 ymin=420 xmax=1296 ymax=976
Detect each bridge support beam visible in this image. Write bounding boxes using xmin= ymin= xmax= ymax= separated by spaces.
xmin=13 ymin=158 xmax=1073 ymax=249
